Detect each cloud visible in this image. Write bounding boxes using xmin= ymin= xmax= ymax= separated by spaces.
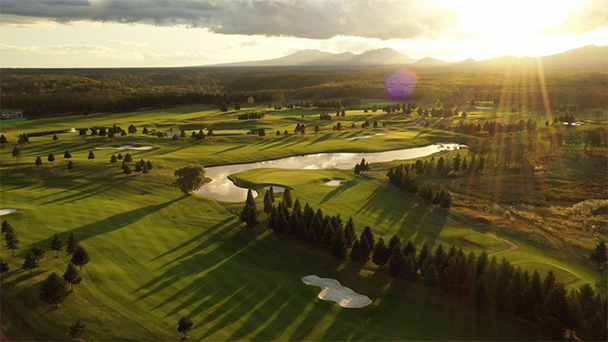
xmin=542 ymin=0 xmax=608 ymax=34
xmin=0 ymin=0 xmax=457 ymax=40
xmin=0 ymin=43 xmax=116 ymax=54
xmin=111 ymin=40 xmax=149 ymax=48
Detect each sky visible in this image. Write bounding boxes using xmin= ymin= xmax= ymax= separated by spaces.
xmin=0 ymin=0 xmax=607 ymax=68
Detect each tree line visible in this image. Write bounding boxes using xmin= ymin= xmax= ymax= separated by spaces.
xmin=238 ymin=187 xmax=606 ymax=341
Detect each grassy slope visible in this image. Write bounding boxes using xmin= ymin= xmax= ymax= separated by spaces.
xmin=0 ymin=104 xmax=599 ymax=340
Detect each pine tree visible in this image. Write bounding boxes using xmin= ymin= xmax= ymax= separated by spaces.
xmin=372 ymin=238 xmax=389 ymax=266
xmin=124 ymin=153 xmax=133 ymax=162
xmin=22 ymin=250 xmax=38 ymax=273
xmin=63 ymin=263 xmax=82 ymax=291
xmin=425 ymin=264 xmax=439 ymax=288
xmin=67 ymin=161 xmax=73 ymax=170
xmin=388 ymin=235 xmax=401 ymax=260
xmin=64 ymin=150 xmax=72 ymax=159
xmin=350 ymin=239 xmax=364 ymax=262
xmin=48 ymin=153 xmax=55 ymax=162
xmin=263 ymin=191 xmax=273 ymax=214
xmin=331 ymin=228 xmax=347 ymax=260
xmin=240 ymin=205 xmax=258 ymax=228
xmin=361 ymin=226 xmax=375 ymax=252
xmin=2 ymin=219 xmax=12 ymax=233
xmin=417 ymin=243 xmax=429 ymax=269
xmin=388 ymin=246 xmax=406 ymax=279
xmin=359 ymin=234 xmax=371 ymax=261
xmin=66 ymin=233 xmax=80 ymax=255
xmin=31 ymin=246 xmax=45 ymax=265
xmin=71 ymin=246 xmax=90 ymax=269
xmin=282 ymin=188 xmax=293 ymax=208
xmin=142 ymin=164 xmax=149 ymax=174
xmin=146 ymin=160 xmax=153 ymax=170
xmin=50 ymin=233 xmax=64 ymax=257
xmin=123 ymin=165 xmax=132 ymax=174
xmin=69 ymin=321 xmax=86 ymax=339
xmin=0 ymin=134 xmax=7 ymax=144
xmin=110 ymin=154 xmax=118 ymax=163
xmin=135 ymin=162 xmax=142 ymax=172
xmin=5 ymin=226 xmax=19 ymax=256
xmin=35 ymin=156 xmax=42 ymax=165
xmin=268 ymin=186 xmax=275 ymax=202
xmin=117 ymin=153 xmax=123 ymax=160
xmin=589 ymin=241 xmax=607 ymax=271
xmin=87 ymin=151 xmax=95 ymax=161
xmin=344 ymin=217 xmax=356 ymax=248
xmin=246 ymin=189 xmax=257 ymax=210
xmin=39 ymin=272 xmax=70 ymax=308
xmin=142 ymin=127 xmax=149 ymax=135
xmin=403 ymin=240 xmax=416 ymax=256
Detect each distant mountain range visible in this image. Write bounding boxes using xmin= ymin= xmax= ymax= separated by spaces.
xmin=210 ymin=45 xmax=607 ymax=69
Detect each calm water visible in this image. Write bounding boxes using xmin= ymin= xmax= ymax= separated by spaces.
xmin=196 ymin=143 xmax=466 ymax=202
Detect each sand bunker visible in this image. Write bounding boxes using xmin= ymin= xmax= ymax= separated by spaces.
xmin=0 ymin=208 xmax=17 ymax=216
xmin=302 ymin=275 xmax=372 ymax=308
xmin=324 ymin=179 xmax=343 ymax=186
xmin=96 ymin=145 xmax=155 ymax=151
xmin=345 ymin=133 xmax=387 ymax=140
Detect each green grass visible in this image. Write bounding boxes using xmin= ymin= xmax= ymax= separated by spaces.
xmin=0 ymin=104 xmax=600 ymax=340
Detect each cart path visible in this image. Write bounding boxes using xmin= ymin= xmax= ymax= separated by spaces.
xmin=486 ymin=233 xmax=519 ymax=256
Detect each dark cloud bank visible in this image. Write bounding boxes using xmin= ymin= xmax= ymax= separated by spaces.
xmin=0 ymin=0 xmax=457 ymax=39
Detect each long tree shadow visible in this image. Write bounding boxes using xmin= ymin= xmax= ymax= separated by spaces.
xmin=37 ymin=196 xmax=186 ymax=246
xmin=150 ymin=217 xmax=235 ymax=263
xmin=319 ymin=180 xmax=358 ymax=204
xmin=413 ymin=207 xmax=448 ymax=248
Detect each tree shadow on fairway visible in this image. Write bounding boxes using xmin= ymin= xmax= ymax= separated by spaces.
xmin=212 ymin=144 xmax=246 ymax=155
xmin=319 ymin=180 xmax=358 ymax=204
xmin=132 ymin=222 xmax=258 ymax=305
xmin=150 ymin=217 xmax=236 ymax=264
xmin=413 ymin=208 xmax=448 ymax=248
xmin=37 ymin=178 xmax=131 ymax=206
xmin=306 ymin=133 xmax=334 ymax=146
xmin=40 ymin=196 xmax=186 ymax=245
xmin=354 ymin=187 xmax=412 ymax=234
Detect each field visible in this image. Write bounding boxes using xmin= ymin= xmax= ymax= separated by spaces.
xmin=0 ymin=103 xmax=605 ymax=340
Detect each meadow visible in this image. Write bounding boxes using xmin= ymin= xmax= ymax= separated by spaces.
xmin=0 ymin=103 xmax=605 ymax=340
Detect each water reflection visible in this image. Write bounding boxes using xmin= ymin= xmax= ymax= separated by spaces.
xmin=196 ymin=143 xmax=465 ymax=202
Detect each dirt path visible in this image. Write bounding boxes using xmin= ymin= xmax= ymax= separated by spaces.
xmin=487 ymin=233 xmax=519 ymax=256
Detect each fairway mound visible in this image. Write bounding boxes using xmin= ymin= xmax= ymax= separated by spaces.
xmin=302 ymin=275 xmax=372 ymax=308
xmin=0 ymin=208 xmax=17 ymax=216
xmin=96 ymin=145 xmax=155 ymax=150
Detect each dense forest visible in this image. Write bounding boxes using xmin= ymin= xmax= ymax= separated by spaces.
xmin=1 ymin=67 xmax=606 ymax=117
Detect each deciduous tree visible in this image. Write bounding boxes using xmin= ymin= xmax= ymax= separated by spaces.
xmin=173 ymin=165 xmax=205 ymax=194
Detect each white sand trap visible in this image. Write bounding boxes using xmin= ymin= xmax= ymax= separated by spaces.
xmin=302 ymin=275 xmax=372 ymax=308
xmin=95 ymin=145 xmax=155 ymax=150
xmin=345 ymin=133 xmax=387 ymax=140
xmin=0 ymin=208 xmax=17 ymax=216
xmin=324 ymin=179 xmax=343 ymax=186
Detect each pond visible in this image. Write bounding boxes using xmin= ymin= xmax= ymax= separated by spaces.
xmin=196 ymin=143 xmax=466 ymax=202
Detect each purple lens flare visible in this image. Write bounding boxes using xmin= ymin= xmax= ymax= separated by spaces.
xmin=384 ymin=69 xmax=418 ymax=99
